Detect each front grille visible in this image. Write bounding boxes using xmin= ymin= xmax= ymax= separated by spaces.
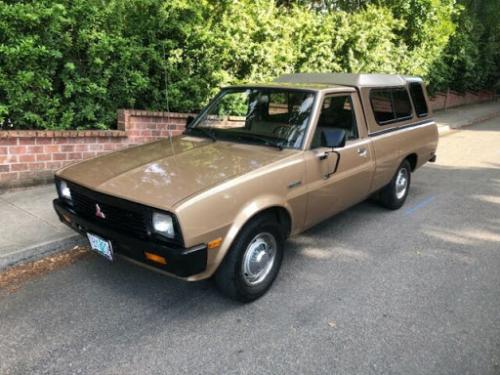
xmin=71 ymin=188 xmax=149 ymax=240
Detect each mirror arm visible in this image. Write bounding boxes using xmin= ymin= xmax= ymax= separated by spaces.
xmin=331 ymin=149 xmax=341 ymax=174
xmin=323 ymin=149 xmax=341 ymax=179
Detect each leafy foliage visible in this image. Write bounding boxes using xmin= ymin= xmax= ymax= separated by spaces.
xmin=0 ymin=0 xmax=498 ymax=129
xmin=430 ymin=0 xmax=500 ymax=92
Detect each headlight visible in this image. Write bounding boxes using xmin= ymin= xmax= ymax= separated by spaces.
xmin=58 ymin=180 xmax=72 ymax=201
xmin=152 ymin=212 xmax=175 ymax=238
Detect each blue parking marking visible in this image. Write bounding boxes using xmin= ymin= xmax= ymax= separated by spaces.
xmin=405 ymin=196 xmax=435 ymax=215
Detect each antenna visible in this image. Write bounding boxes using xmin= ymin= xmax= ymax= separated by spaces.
xmin=162 ymin=43 xmax=173 ymax=140
xmin=161 ymin=43 xmax=176 ymax=159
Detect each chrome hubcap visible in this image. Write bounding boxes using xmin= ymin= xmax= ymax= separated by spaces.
xmin=242 ymin=232 xmax=277 ymax=286
xmin=395 ymin=168 xmax=409 ymax=199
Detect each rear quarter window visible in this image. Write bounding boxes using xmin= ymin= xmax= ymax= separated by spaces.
xmin=409 ymin=82 xmax=429 ymax=117
xmin=370 ymin=88 xmax=413 ymax=125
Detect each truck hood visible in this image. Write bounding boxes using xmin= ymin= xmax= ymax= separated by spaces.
xmin=58 ymin=136 xmax=294 ymax=210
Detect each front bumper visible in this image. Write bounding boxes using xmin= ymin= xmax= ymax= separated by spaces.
xmin=53 ymin=199 xmax=207 ymax=278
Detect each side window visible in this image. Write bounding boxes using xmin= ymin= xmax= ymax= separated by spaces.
xmin=392 ymin=88 xmax=412 ymax=118
xmin=370 ymin=90 xmax=394 ymax=123
xmin=409 ymin=82 xmax=429 ymax=117
xmin=311 ymin=95 xmax=358 ymax=148
xmin=370 ymin=88 xmax=413 ymax=125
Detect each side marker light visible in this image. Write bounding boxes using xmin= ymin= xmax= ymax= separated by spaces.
xmin=145 ymin=252 xmax=167 ymax=265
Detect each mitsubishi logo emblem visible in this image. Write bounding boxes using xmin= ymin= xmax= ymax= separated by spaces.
xmin=95 ymin=204 xmax=106 ymax=219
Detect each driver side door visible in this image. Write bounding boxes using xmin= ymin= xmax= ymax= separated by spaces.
xmin=304 ymin=93 xmax=375 ymax=228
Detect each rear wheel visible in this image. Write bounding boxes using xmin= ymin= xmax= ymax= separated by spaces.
xmin=215 ymin=215 xmax=284 ymax=302
xmin=379 ymin=160 xmax=411 ymax=210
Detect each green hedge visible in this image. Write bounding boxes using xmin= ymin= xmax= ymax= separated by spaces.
xmin=0 ymin=0 xmax=498 ymax=130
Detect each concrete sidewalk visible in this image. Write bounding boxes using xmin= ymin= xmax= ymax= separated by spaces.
xmin=0 ymin=185 xmax=84 ymax=269
xmin=434 ymin=101 xmax=500 ymax=135
xmin=1 ymin=100 xmax=499 ymax=270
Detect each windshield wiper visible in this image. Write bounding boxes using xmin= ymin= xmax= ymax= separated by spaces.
xmin=233 ymin=132 xmax=284 ymax=151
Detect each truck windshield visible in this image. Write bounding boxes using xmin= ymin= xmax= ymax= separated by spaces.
xmin=188 ymin=88 xmax=316 ymax=150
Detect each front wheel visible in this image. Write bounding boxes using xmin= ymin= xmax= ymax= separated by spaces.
xmin=379 ymin=160 xmax=411 ymax=210
xmin=215 ymin=215 xmax=284 ymax=302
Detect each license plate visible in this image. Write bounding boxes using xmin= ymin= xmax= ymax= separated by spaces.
xmin=87 ymin=233 xmax=113 ymax=261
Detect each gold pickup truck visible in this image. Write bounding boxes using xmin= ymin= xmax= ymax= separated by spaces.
xmin=53 ymin=73 xmax=438 ymax=301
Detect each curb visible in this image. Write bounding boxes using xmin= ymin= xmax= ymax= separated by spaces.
xmin=437 ymin=109 xmax=500 ymax=136
xmin=0 ymin=234 xmax=85 ymax=270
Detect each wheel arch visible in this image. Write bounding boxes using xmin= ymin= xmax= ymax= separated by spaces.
xmin=213 ymin=197 xmax=293 ymax=273
xmin=404 ymin=153 xmax=418 ymax=171
xmin=245 ymin=206 xmax=292 ymax=238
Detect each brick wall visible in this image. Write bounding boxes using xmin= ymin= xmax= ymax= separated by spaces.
xmin=0 ymin=110 xmax=190 ymax=189
xmin=429 ymin=90 xmax=494 ymax=111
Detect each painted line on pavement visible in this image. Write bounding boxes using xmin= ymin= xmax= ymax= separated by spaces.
xmin=405 ymin=196 xmax=435 ymax=216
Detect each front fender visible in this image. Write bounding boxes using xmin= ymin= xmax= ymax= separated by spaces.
xmin=210 ymin=195 xmax=293 ymax=276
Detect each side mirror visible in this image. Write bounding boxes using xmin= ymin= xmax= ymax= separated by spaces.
xmin=186 ymin=115 xmax=195 ymax=127
xmin=321 ymin=128 xmax=346 ymax=148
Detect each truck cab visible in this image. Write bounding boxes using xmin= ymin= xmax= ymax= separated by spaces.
xmin=273 ymin=73 xmax=437 ymax=228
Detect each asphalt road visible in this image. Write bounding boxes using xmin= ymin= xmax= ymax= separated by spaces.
xmin=1 ymin=119 xmax=500 ymax=375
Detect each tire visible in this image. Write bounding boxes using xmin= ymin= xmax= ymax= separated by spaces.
xmin=215 ymin=214 xmax=284 ymax=302
xmin=379 ymin=160 xmax=411 ymax=210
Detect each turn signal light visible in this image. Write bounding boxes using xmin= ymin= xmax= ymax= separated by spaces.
xmin=144 ymin=252 xmax=167 ymax=265
xmin=207 ymin=237 xmax=222 ymax=249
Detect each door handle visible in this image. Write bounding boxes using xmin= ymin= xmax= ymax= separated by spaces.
xmin=357 ymin=147 xmax=368 ymax=158
xmin=316 ymin=150 xmax=330 ymax=160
